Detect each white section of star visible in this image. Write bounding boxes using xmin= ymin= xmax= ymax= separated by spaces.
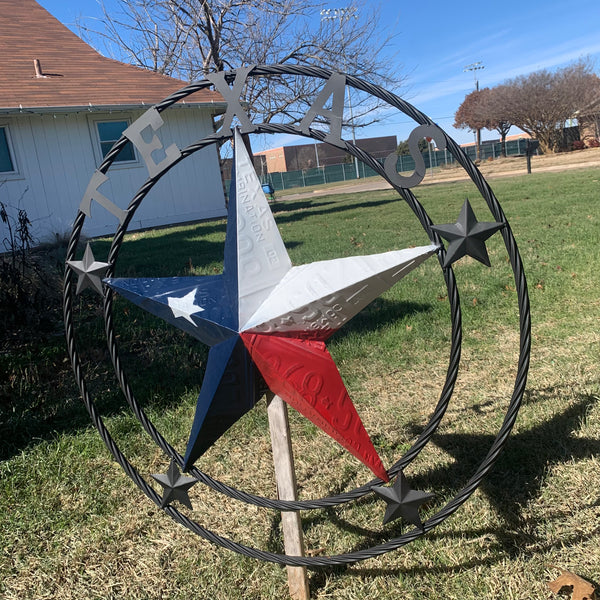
xmin=167 ymin=289 xmax=204 ymax=325
xmin=231 ymin=130 xmax=292 ymax=326
xmin=228 ymin=129 xmax=439 ymax=336
xmin=241 ymin=245 xmax=438 ymax=334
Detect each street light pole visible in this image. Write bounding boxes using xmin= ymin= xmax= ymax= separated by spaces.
xmin=463 ymin=61 xmax=485 ymax=159
xmin=320 ymin=7 xmax=360 ymax=179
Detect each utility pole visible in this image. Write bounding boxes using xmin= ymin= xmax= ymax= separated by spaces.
xmin=321 ymin=7 xmax=360 ymax=179
xmin=464 ymin=61 xmax=485 ymax=159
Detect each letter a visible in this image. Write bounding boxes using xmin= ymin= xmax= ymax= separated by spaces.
xmin=299 ymin=73 xmax=346 ymax=148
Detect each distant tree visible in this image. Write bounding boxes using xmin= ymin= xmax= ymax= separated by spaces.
xmin=483 ymin=85 xmax=513 ymax=157
xmin=500 ymin=59 xmax=600 ymax=153
xmin=396 ymin=137 xmax=428 ymax=155
xmin=454 ymin=89 xmax=489 ymax=159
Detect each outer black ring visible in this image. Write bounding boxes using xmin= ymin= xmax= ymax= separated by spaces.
xmin=63 ymin=64 xmax=530 ymax=565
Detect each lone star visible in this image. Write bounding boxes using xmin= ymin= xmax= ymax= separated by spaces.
xmin=167 ymin=289 xmax=205 ymax=325
xmin=67 ymin=243 xmax=110 ymax=295
xmin=372 ymin=471 xmax=434 ymax=527
xmin=151 ymin=460 xmax=197 ymax=509
xmin=106 ymin=129 xmax=439 ymax=481
xmin=431 ymin=198 xmax=504 ymax=268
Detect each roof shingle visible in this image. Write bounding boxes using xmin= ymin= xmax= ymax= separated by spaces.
xmin=0 ymin=0 xmax=222 ymax=111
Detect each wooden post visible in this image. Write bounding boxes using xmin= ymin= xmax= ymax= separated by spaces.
xmin=266 ymin=394 xmax=310 ymax=600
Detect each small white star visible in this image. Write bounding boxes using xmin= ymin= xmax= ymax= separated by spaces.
xmin=66 ymin=243 xmax=109 ymax=295
xmin=167 ymin=289 xmax=204 ymax=325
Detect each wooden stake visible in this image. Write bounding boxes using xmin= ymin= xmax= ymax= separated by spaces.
xmin=266 ymin=394 xmax=310 ymax=600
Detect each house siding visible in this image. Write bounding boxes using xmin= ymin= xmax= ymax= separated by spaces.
xmin=0 ymin=107 xmax=225 ymax=243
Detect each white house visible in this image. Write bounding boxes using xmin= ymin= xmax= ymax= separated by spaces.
xmin=0 ymin=0 xmax=227 ymax=244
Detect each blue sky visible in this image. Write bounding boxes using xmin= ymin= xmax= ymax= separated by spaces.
xmin=39 ymin=0 xmax=600 ymax=150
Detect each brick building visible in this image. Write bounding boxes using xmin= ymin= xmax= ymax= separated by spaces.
xmin=255 ymin=136 xmax=397 ymax=173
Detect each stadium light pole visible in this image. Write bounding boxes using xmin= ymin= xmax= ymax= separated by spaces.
xmin=321 ymin=7 xmax=360 ymax=178
xmin=464 ymin=61 xmax=485 ymax=91
xmin=463 ymin=61 xmax=485 ymax=159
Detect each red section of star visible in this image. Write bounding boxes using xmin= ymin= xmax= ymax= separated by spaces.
xmin=241 ymin=332 xmax=389 ymax=482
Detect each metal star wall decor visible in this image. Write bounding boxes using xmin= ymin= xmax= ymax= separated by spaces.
xmin=63 ymin=65 xmax=531 ymax=568
xmin=106 ymin=129 xmax=438 ymax=480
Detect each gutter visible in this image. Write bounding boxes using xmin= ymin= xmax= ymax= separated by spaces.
xmin=0 ymin=100 xmax=228 ymax=116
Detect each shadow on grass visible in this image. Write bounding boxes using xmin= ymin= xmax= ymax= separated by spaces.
xmin=331 ymin=298 xmax=432 ymax=343
xmin=0 ymin=317 xmax=208 ymax=461
xmin=422 ymin=389 xmax=600 ymax=533
xmin=269 ymin=199 xmax=337 ymax=214
xmin=83 ymin=194 xmax=404 ymax=281
xmin=88 ymin=196 xmax=396 ymax=276
xmin=1 ymin=294 xmax=426 ymax=462
xmin=309 ymin=516 xmax=600 ymax=583
xmin=90 ymin=231 xmax=226 ymax=277
xmin=271 ymin=195 xmax=400 ymax=227
xmin=302 ymin=389 xmax=599 ymax=587
xmin=307 ymin=513 xmax=600 ymax=584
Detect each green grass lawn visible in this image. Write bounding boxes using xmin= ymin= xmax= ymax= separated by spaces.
xmin=1 ymin=168 xmax=599 ymax=599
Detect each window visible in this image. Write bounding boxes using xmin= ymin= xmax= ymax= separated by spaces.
xmin=0 ymin=126 xmax=15 ymax=173
xmin=96 ymin=120 xmax=136 ymax=163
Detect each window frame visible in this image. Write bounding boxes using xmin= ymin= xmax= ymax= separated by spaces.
xmin=89 ymin=115 xmax=139 ymax=168
xmin=0 ymin=124 xmax=18 ymax=176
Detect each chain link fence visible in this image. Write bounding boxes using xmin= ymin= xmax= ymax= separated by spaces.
xmin=226 ymin=138 xmax=535 ymax=193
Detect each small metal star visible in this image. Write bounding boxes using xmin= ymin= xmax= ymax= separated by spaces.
xmin=66 ymin=243 xmax=110 ymax=295
xmin=151 ymin=460 xmax=197 ymax=509
xmin=431 ymin=199 xmax=504 ymax=268
xmin=372 ymin=471 xmax=434 ymax=528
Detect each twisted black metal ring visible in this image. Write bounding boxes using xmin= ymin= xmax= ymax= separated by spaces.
xmin=63 ymin=64 xmax=530 ymax=564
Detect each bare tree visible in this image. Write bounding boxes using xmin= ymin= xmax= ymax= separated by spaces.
xmin=500 ymin=59 xmax=600 ymax=153
xmin=78 ymin=0 xmax=403 ymax=134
